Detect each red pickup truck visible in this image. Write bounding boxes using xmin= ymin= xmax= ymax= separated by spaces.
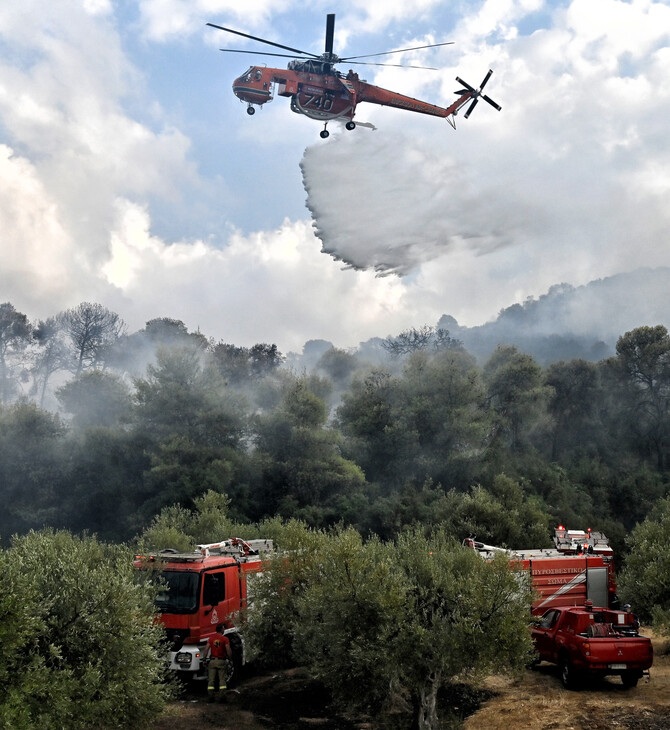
xmin=531 ymin=601 xmax=653 ymax=689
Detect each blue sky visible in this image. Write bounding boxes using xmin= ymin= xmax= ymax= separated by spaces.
xmin=1 ymin=0 xmax=670 ymax=353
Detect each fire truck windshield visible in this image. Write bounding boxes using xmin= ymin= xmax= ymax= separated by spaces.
xmin=155 ymin=570 xmax=199 ymax=614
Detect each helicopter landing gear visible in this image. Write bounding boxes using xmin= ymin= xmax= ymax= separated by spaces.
xmin=246 ymin=105 xmax=256 ymax=116
xmin=320 ymin=125 xmax=329 ymax=139
xmin=345 ymin=121 xmax=356 ymax=131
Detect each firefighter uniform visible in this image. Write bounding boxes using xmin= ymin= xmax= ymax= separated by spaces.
xmin=206 ymin=627 xmax=232 ymax=700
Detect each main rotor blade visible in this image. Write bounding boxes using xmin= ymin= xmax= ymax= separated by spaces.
xmin=219 ymin=49 xmax=311 ymax=60
xmin=341 ymin=40 xmax=454 ymax=62
xmin=347 ymin=60 xmax=438 ymax=69
xmin=482 ymin=94 xmax=502 ymax=111
xmin=206 ymin=22 xmax=320 ymax=59
xmin=325 ymin=14 xmax=335 ymax=55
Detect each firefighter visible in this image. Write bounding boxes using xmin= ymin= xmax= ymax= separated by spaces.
xmin=204 ymin=623 xmax=233 ymax=702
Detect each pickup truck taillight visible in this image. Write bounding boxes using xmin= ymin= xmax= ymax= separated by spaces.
xmin=583 ymin=641 xmax=591 ymax=656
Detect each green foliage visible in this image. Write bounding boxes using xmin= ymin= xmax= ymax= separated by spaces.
xmin=253 ymin=378 xmax=366 ymax=521
xmin=245 ymin=520 xmax=328 ymax=667
xmin=395 ymin=527 xmax=533 ymax=729
xmin=613 ymin=326 xmax=670 ymax=469
xmin=262 ymin=525 xmax=534 ymax=730
xmin=484 ymin=345 xmax=551 ymax=452
xmin=136 ymin=489 xmax=254 ymax=550
xmin=444 ymin=477 xmax=551 ymax=548
xmin=619 ymin=496 xmax=670 ymax=625
xmin=0 ymin=530 xmax=170 ymax=729
xmin=0 ymin=302 xmax=32 ymax=403
xmin=293 ymin=527 xmax=406 ymax=709
xmin=133 ymin=345 xmax=247 ymax=448
xmin=0 ymin=403 xmax=68 ymax=542
xmin=56 ymin=370 xmax=131 ymax=429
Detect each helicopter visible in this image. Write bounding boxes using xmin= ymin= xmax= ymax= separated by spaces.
xmin=206 ymin=14 xmax=501 ymax=138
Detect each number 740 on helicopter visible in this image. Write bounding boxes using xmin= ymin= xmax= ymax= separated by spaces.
xmin=207 ymin=14 xmax=501 ymax=138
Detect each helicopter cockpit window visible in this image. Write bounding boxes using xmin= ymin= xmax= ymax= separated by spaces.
xmin=240 ymin=67 xmax=254 ymax=82
xmin=254 ymin=69 xmax=262 ymax=81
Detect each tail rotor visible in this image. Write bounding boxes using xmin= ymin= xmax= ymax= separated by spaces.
xmin=455 ymin=69 xmax=501 ymax=119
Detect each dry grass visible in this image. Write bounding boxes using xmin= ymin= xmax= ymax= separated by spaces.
xmin=149 ymin=631 xmax=670 ymax=730
xmin=463 ymin=629 xmax=670 ymax=730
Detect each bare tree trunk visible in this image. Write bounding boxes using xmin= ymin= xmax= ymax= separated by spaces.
xmin=416 ymin=671 xmax=441 ymax=730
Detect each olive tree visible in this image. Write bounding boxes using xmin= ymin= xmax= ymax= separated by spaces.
xmin=619 ymin=496 xmax=670 ymax=626
xmin=270 ymin=525 xmax=534 ymax=730
xmin=0 ymin=530 xmax=171 ymax=729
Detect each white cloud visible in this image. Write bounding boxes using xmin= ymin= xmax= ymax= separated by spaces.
xmin=0 ymin=146 xmax=82 ymax=312
xmin=101 ymin=200 xmax=410 ymax=350
xmin=1 ymin=0 xmax=670 ymax=357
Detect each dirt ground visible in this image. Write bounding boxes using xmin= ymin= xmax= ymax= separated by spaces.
xmin=149 ymin=629 xmax=670 ymax=730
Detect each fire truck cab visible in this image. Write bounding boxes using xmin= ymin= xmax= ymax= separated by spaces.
xmin=134 ymin=538 xmax=272 ymax=678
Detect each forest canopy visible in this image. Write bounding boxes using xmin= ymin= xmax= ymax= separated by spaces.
xmin=0 ymin=301 xmax=669 ymax=550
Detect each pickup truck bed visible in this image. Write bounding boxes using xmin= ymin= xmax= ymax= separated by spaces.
xmin=531 ymin=603 xmax=653 ymax=689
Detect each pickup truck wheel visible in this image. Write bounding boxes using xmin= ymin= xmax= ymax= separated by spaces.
xmin=560 ymin=657 xmax=580 ymax=690
xmin=621 ymin=671 xmax=640 ymax=688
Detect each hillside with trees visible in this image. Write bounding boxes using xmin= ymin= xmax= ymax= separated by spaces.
xmin=2 ymin=299 xmax=670 ymax=728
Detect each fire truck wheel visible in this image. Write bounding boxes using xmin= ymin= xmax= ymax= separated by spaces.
xmin=227 ymin=633 xmax=244 ymax=685
xmin=560 ymin=657 xmax=580 ymax=690
xmin=621 ymin=671 xmax=640 ymax=688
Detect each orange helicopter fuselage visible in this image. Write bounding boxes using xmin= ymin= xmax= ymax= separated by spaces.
xmin=232 ymin=64 xmax=470 ymax=123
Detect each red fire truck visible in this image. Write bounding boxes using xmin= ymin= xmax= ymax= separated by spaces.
xmin=134 ymin=537 xmax=273 ymax=679
xmin=464 ymin=526 xmax=617 ymax=615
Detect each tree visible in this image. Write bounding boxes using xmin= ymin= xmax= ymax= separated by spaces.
xmin=484 ymin=346 xmax=549 ymax=451
xmin=336 ymin=369 xmax=409 ymax=486
xmin=253 ymin=378 xmax=366 ymax=522
xmin=316 ymin=347 xmax=358 ymax=385
xmin=286 ymin=526 xmax=533 ymax=730
xmin=212 ymin=342 xmax=252 ymax=385
xmin=0 ymin=403 xmax=68 ymax=541
xmin=614 ymin=326 xmax=670 ymax=469
xmin=244 ymin=520 xmax=329 ymax=668
xmin=293 ymin=527 xmax=407 ymax=710
xmin=544 ymin=359 xmax=605 ymax=461
xmin=619 ymin=496 xmax=670 ymax=625
xmin=0 ymin=302 xmax=32 ymax=403
xmin=32 ymin=316 xmax=70 ymax=407
xmin=56 ymin=370 xmax=131 ymax=429
xmin=249 ymin=343 xmax=285 ymax=378
xmin=59 ymin=302 xmax=125 ymax=375
xmin=382 ymin=325 xmax=461 ymax=357
xmin=443 ymin=477 xmax=551 ymax=548
xmin=395 ymin=528 xmax=533 ymax=729
xmin=56 ymin=427 xmax=151 ymax=541
xmin=136 ymin=490 xmax=248 ymax=552
xmin=0 ymin=530 xmax=170 ymax=729
xmin=396 ymin=349 xmax=490 ymax=487
xmin=133 ymin=345 xmax=246 ymax=447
